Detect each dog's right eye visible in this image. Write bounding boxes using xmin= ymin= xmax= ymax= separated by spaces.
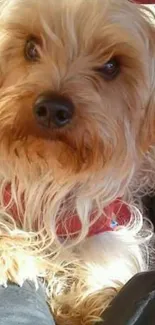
xmin=96 ymin=58 xmax=120 ymax=81
xmin=24 ymin=37 xmax=40 ymax=61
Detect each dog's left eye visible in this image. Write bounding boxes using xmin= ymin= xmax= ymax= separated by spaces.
xmin=25 ymin=37 xmax=40 ymax=61
xmin=96 ymin=58 xmax=120 ymax=80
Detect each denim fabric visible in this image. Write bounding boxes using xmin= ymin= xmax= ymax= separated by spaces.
xmin=0 ymin=281 xmax=55 ymax=325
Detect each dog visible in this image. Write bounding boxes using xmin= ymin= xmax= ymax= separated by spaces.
xmin=0 ymin=0 xmax=154 ymax=324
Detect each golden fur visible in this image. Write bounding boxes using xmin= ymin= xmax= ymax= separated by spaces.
xmin=0 ymin=0 xmax=154 ymax=324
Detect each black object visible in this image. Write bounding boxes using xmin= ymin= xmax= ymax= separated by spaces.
xmin=98 ymin=271 xmax=155 ymax=325
xmin=143 ymin=195 xmax=155 ymax=228
xmin=34 ymin=93 xmax=74 ymax=128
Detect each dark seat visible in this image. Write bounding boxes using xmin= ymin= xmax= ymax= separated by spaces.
xmin=97 ymin=271 xmax=155 ymax=325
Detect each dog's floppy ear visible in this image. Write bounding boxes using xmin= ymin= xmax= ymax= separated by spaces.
xmin=0 ymin=0 xmax=10 ymax=88
xmin=137 ymin=7 xmax=155 ymax=152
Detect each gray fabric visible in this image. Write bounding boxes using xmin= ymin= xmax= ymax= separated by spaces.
xmin=0 ymin=281 xmax=55 ymax=324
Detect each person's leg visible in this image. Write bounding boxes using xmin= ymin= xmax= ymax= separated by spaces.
xmin=0 ymin=281 xmax=55 ymax=325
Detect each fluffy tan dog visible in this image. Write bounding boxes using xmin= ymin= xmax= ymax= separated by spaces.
xmin=0 ymin=0 xmax=154 ymax=324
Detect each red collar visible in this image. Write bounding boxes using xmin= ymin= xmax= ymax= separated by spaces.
xmin=3 ymin=186 xmax=130 ymax=238
xmin=56 ymin=199 xmax=131 ymax=237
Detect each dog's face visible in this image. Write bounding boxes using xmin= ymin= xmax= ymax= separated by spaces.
xmin=0 ymin=0 xmax=154 ymax=233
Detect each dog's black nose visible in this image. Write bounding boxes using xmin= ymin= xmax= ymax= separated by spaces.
xmin=34 ymin=93 xmax=74 ymax=128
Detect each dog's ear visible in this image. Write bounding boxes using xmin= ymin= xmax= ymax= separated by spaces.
xmin=0 ymin=0 xmax=10 ymax=88
xmin=0 ymin=37 xmax=7 ymax=88
xmin=137 ymin=8 xmax=155 ymax=152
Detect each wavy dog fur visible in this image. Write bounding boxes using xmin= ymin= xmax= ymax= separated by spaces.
xmin=0 ymin=0 xmax=154 ymax=324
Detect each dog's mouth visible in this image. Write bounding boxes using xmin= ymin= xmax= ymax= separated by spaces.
xmin=3 ymin=185 xmax=131 ymax=238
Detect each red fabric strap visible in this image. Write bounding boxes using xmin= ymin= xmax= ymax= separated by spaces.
xmin=3 ymin=186 xmax=130 ymax=237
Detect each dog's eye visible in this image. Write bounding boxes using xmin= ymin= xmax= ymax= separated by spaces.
xmin=25 ymin=37 xmax=40 ymax=61
xmin=96 ymin=58 xmax=120 ymax=80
